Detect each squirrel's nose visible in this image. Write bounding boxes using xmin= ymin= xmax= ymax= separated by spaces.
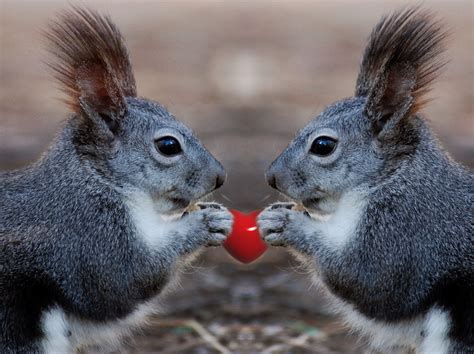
xmin=266 ymin=173 xmax=278 ymax=190
xmin=214 ymin=174 xmax=226 ymax=190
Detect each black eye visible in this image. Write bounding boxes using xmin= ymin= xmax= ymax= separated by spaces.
xmin=155 ymin=136 xmax=182 ymax=156
xmin=310 ymin=136 xmax=337 ymax=156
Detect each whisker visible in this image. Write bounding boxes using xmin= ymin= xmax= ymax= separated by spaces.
xmin=199 ymin=190 xmax=216 ymax=203
xmin=278 ymin=192 xmax=293 ymax=202
xmin=219 ymin=193 xmax=233 ymax=203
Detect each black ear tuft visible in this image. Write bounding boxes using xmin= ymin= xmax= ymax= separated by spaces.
xmin=45 ymin=6 xmax=136 ymax=122
xmin=355 ymin=7 xmax=447 ymax=130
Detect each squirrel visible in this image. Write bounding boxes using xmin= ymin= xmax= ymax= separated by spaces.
xmin=0 ymin=7 xmax=233 ymax=353
xmin=258 ymin=8 xmax=473 ymax=353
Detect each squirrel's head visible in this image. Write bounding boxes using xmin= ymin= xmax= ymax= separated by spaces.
xmin=266 ymin=8 xmax=447 ymax=209
xmin=46 ymin=7 xmax=225 ymax=213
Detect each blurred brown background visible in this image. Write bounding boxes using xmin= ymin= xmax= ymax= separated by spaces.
xmin=1 ymin=1 xmax=472 ymax=352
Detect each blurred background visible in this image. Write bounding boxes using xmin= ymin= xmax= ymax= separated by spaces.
xmin=1 ymin=0 xmax=472 ymax=352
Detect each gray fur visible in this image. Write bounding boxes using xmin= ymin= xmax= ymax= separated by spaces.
xmin=0 ymin=7 xmax=231 ymax=352
xmin=259 ymin=8 xmax=473 ymax=352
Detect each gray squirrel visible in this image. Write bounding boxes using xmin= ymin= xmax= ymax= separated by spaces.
xmin=258 ymin=8 xmax=473 ymax=353
xmin=0 ymin=7 xmax=233 ymax=352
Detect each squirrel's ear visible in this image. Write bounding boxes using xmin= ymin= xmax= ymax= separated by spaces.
xmin=355 ymin=8 xmax=447 ymax=138
xmin=45 ymin=7 xmax=136 ymax=134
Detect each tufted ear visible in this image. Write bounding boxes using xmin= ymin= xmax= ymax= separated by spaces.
xmin=45 ymin=7 xmax=136 ymax=134
xmin=355 ymin=8 xmax=447 ymax=139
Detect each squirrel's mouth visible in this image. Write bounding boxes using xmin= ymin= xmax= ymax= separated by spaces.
xmin=302 ymin=198 xmax=322 ymax=210
xmin=167 ymin=191 xmax=214 ymax=213
xmin=301 ymin=189 xmax=327 ymax=210
xmin=164 ymin=187 xmax=191 ymax=211
xmin=169 ymin=197 xmax=190 ymax=208
xmin=165 ymin=185 xmax=217 ymax=214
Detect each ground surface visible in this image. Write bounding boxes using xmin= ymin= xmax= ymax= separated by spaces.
xmin=1 ymin=1 xmax=472 ymax=353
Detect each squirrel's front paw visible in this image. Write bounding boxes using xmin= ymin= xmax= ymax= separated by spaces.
xmin=194 ymin=203 xmax=233 ymax=247
xmin=257 ymin=203 xmax=308 ymax=247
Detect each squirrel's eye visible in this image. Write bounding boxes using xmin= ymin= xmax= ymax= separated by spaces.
xmin=310 ymin=136 xmax=337 ymax=156
xmin=155 ymin=136 xmax=182 ymax=157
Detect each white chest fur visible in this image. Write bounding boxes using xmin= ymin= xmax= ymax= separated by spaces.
xmin=309 ymin=190 xmax=367 ymax=251
xmin=125 ymin=192 xmax=180 ymax=250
